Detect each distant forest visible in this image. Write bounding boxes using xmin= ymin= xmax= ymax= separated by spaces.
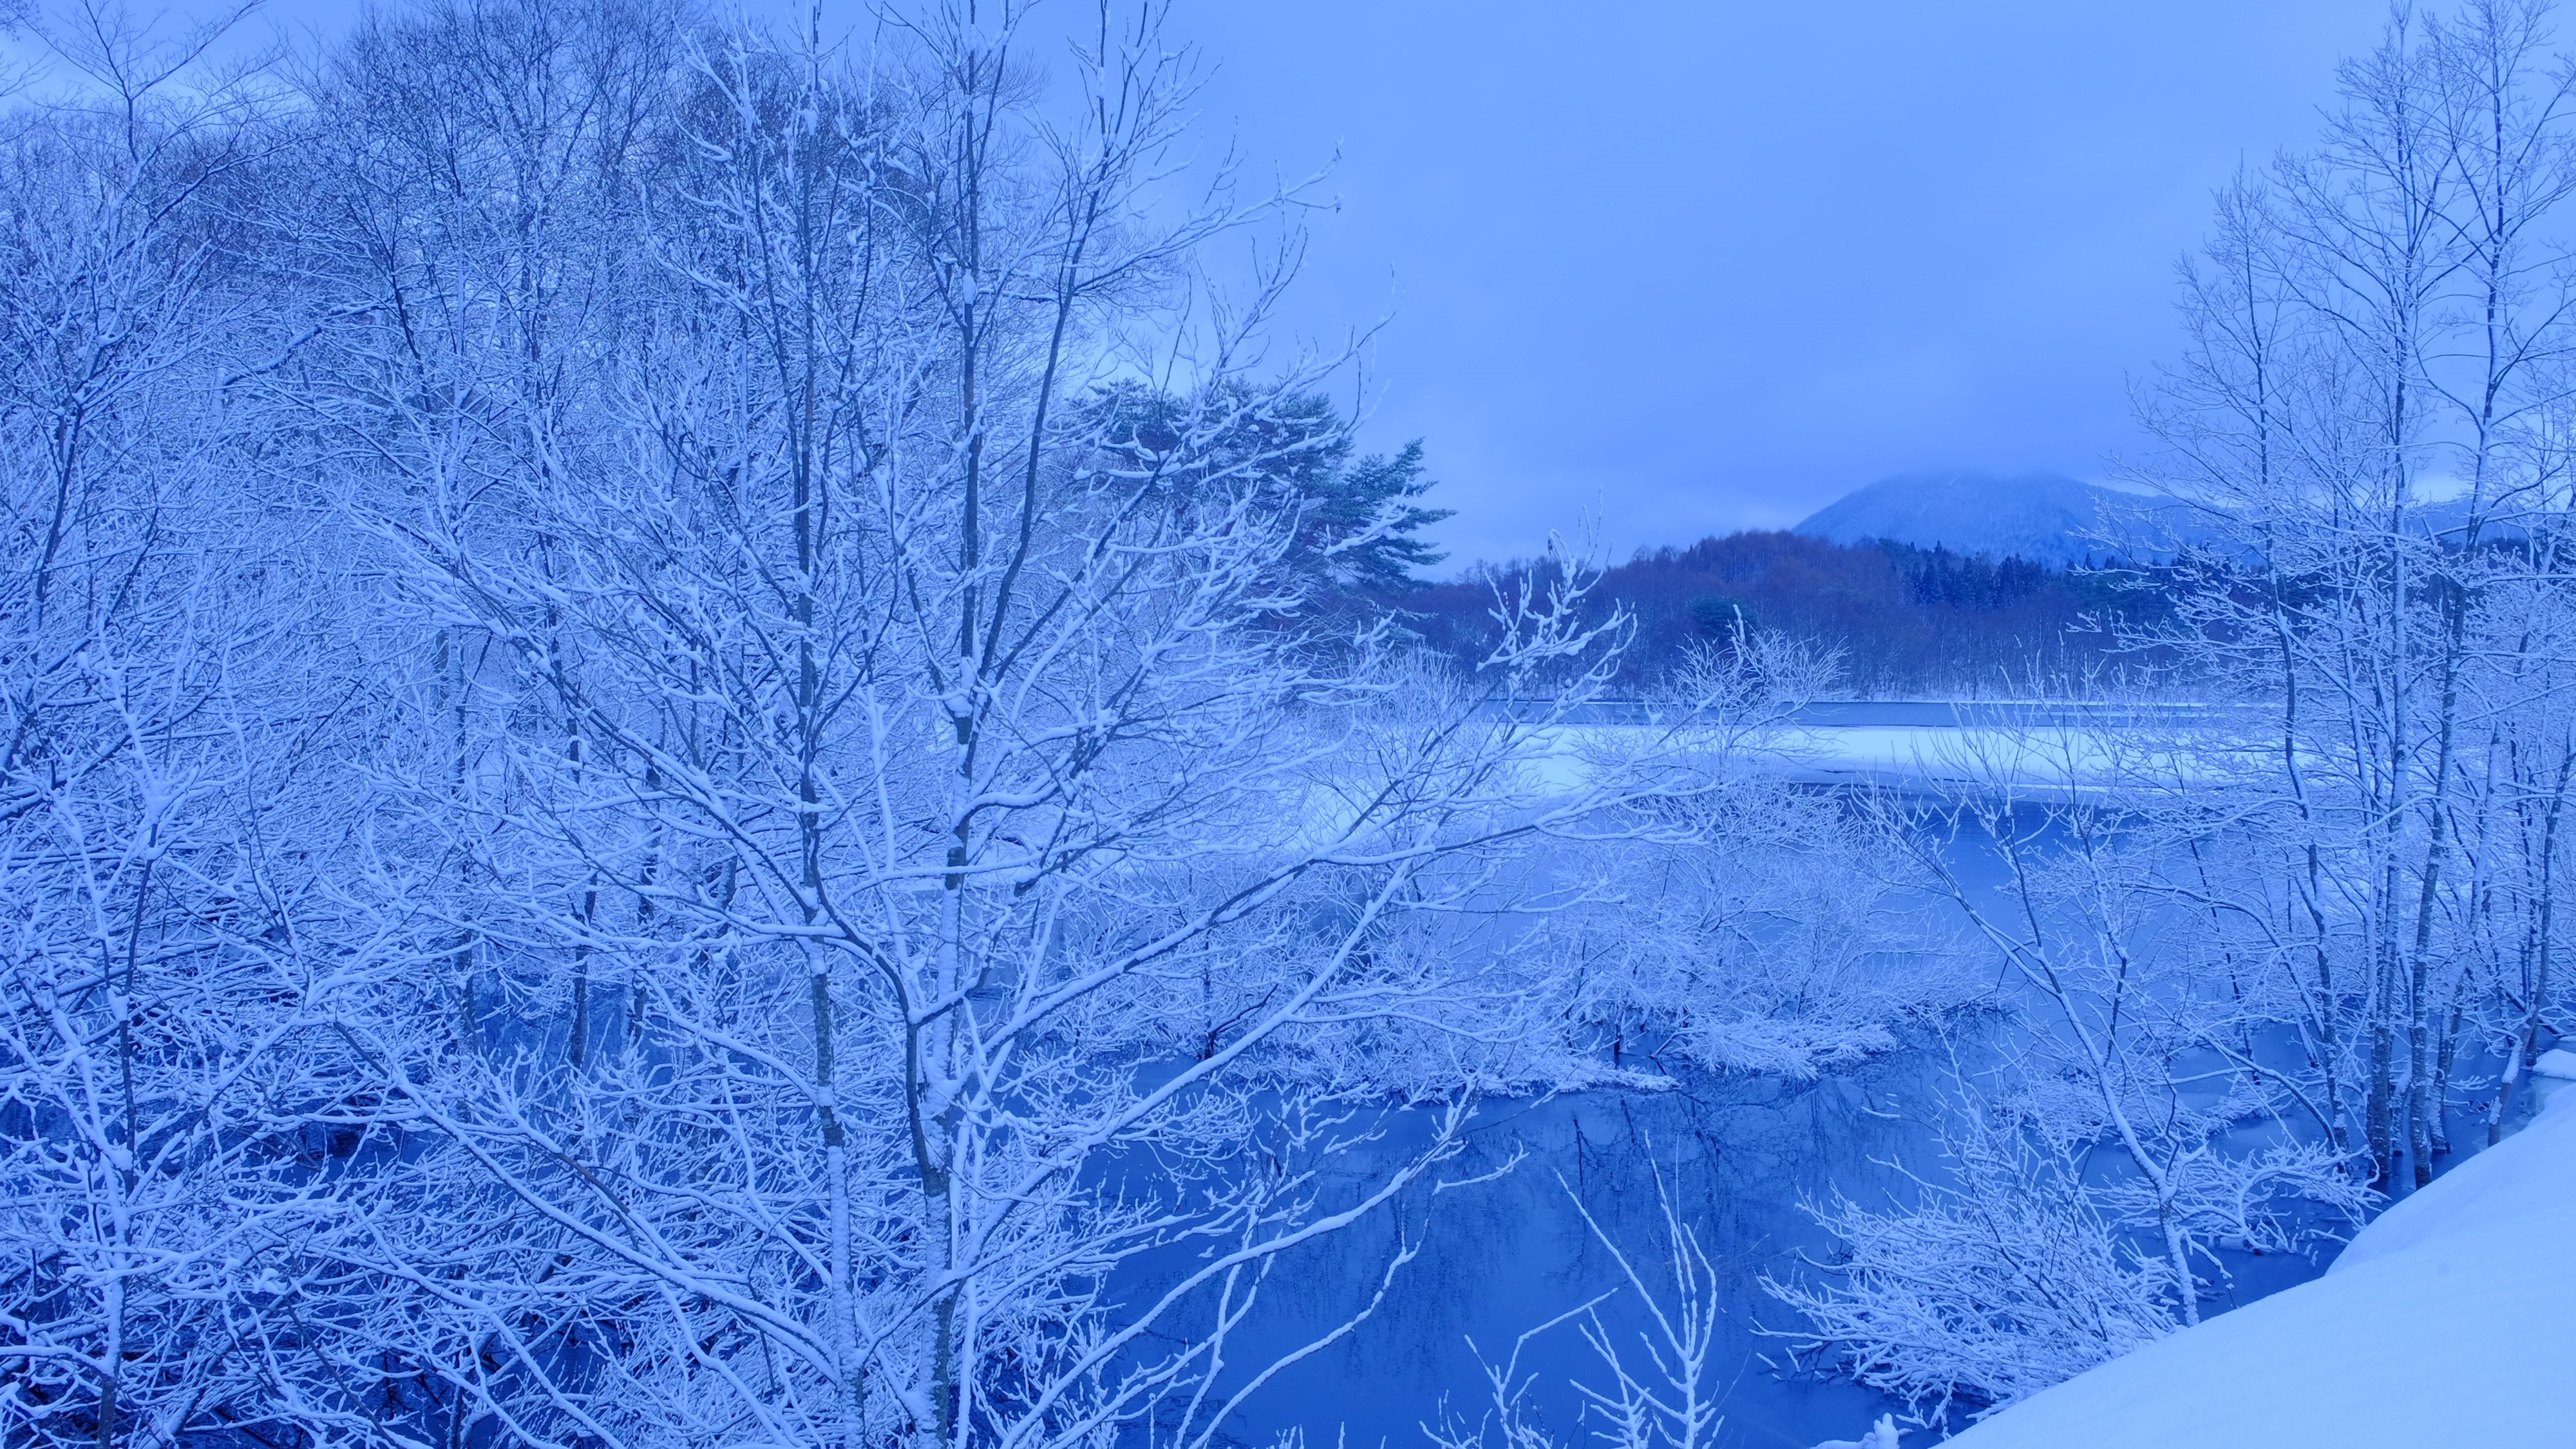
xmin=1388 ymin=530 xmax=2176 ymax=694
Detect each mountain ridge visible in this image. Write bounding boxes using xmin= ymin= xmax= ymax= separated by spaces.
xmin=1794 ymin=469 xmax=2181 ymax=566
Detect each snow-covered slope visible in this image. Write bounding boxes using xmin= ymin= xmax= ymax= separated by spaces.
xmin=1794 ymin=471 xmax=2184 ymax=565
xmin=1942 ymin=1093 xmax=2576 ymax=1448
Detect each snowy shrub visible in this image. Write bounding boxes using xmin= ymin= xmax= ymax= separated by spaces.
xmin=1763 ymin=1099 xmax=2181 ymax=1425
xmin=1562 ymin=786 xmax=1977 ymax=1081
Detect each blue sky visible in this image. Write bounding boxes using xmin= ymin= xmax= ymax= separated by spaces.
xmin=33 ymin=0 xmax=2396 ymax=567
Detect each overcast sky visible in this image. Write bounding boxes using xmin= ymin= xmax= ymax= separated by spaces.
xmin=33 ymin=0 xmax=2400 ymax=567
xmin=1160 ymin=1 xmax=2396 ymax=566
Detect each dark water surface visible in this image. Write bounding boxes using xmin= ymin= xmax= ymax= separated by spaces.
xmin=1209 ymin=1054 xmax=1944 ymax=1449
xmin=1142 ymin=804 xmax=2358 ymax=1448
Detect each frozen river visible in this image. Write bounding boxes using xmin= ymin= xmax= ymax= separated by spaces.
xmin=1506 ymin=698 xmax=2265 ymax=799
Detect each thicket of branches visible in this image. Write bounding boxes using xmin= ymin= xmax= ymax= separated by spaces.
xmin=1759 ymin=0 xmax=2576 ymax=1426
xmin=2137 ymin=0 xmax=2576 ymax=1192
xmin=15 ymin=1 xmax=2576 ymax=1445
xmin=1394 ymin=531 xmax=2175 ymax=696
xmin=0 ymin=5 xmax=1964 ymax=1448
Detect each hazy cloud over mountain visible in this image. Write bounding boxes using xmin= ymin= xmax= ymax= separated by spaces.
xmin=1794 ymin=471 xmax=2189 ymax=566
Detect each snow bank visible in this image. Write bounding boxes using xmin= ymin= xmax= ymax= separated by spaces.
xmin=1511 ymin=720 xmax=2245 ymax=799
xmin=1943 ymin=1094 xmax=2576 ymax=1448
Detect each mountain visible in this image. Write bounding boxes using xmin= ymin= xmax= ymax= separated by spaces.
xmin=1794 ymin=470 xmax=2184 ymax=566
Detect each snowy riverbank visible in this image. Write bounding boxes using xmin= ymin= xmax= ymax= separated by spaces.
xmin=1944 ymin=1068 xmax=2576 ymax=1448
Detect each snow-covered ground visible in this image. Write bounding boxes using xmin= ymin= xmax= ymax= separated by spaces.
xmin=1518 ymin=718 xmax=2246 ymax=797
xmin=1942 ymin=1073 xmax=2576 ymax=1448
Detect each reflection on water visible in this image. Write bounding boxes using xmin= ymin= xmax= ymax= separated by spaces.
xmin=1137 ymin=802 xmax=2352 ymax=1448
xmin=1209 ymin=1046 xmax=1946 ymax=1449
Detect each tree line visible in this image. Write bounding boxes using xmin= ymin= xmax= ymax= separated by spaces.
xmin=1390 ymin=530 xmax=2174 ymax=695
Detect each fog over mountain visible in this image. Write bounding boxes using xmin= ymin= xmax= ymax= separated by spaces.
xmin=1795 ymin=469 xmax=2186 ymax=565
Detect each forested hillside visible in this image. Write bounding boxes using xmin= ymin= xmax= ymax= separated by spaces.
xmin=1392 ymin=530 xmax=2175 ymax=694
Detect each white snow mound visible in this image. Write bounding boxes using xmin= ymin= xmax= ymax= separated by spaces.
xmin=1946 ymin=1094 xmax=2576 ymax=1448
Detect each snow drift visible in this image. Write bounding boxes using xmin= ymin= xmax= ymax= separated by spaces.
xmin=1944 ymin=1090 xmax=2576 ymax=1448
